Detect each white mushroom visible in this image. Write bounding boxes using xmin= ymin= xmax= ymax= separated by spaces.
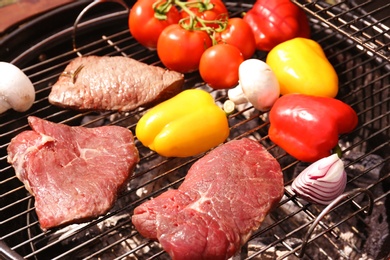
xmin=0 ymin=62 xmax=35 ymax=114
xmin=225 ymin=59 xmax=280 ymax=112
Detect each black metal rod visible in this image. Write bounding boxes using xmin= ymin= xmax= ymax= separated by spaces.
xmin=298 ymin=188 xmax=374 ymax=258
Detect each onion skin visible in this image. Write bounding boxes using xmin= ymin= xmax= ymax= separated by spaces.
xmin=291 ymin=154 xmax=347 ymax=205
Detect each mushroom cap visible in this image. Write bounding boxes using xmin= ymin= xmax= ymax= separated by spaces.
xmin=0 ymin=62 xmax=35 ymax=113
xmin=239 ymin=59 xmax=280 ymax=111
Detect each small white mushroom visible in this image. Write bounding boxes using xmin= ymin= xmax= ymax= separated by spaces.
xmin=0 ymin=62 xmax=35 ymax=114
xmin=225 ymin=59 xmax=280 ymax=112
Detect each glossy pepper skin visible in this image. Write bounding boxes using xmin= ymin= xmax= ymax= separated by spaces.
xmin=243 ymin=0 xmax=310 ymax=51
xmin=269 ymin=94 xmax=358 ymax=162
xmin=136 ymin=89 xmax=230 ymax=157
xmin=266 ymin=37 xmax=339 ymax=98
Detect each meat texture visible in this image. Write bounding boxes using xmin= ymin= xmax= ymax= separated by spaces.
xmin=48 ymin=55 xmax=184 ymax=111
xmin=7 ymin=116 xmax=139 ymax=230
xmin=132 ymin=138 xmax=284 ymax=260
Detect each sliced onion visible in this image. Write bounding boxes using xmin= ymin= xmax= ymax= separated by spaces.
xmin=292 ymin=154 xmax=347 ymax=205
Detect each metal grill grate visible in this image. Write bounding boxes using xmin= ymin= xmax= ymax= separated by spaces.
xmin=292 ymin=0 xmax=390 ymax=63
xmin=1 ymin=0 xmax=390 ymax=259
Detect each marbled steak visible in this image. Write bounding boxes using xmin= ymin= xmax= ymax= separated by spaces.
xmin=7 ymin=116 xmax=139 ymax=230
xmin=132 ymin=138 xmax=284 ymax=260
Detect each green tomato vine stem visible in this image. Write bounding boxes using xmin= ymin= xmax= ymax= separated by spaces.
xmin=153 ymin=0 xmax=228 ymax=45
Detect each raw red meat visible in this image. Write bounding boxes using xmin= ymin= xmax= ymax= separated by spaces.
xmin=7 ymin=116 xmax=139 ymax=230
xmin=132 ymin=138 xmax=284 ymax=260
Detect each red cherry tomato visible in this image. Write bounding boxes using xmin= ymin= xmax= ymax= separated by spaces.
xmin=157 ymin=24 xmax=212 ymax=73
xmin=181 ymin=0 xmax=228 ymax=28
xmin=129 ymin=0 xmax=181 ymax=49
xmin=199 ymin=44 xmax=244 ymax=89
xmin=215 ymin=18 xmax=256 ymax=59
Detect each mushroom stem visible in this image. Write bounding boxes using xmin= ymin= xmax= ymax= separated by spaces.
xmin=227 ymin=83 xmax=248 ymax=105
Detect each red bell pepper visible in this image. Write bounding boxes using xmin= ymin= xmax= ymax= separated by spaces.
xmin=268 ymin=94 xmax=358 ymax=162
xmin=243 ymin=0 xmax=311 ymax=51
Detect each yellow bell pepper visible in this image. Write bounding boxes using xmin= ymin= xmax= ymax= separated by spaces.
xmin=266 ymin=37 xmax=338 ymax=98
xmin=136 ymin=89 xmax=230 ymax=157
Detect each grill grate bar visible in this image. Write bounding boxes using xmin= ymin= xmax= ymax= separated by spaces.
xmin=353 ymin=157 xmax=390 ymax=190
xmin=51 ymin=219 xmax=134 ymax=260
xmin=276 ymin=189 xmax=375 ymax=259
xmin=292 ymin=0 xmax=390 ymax=62
xmin=248 ymin=218 xmax=311 ymax=259
xmin=2 ymin=218 xmax=37 ymax=241
xmin=344 ymin=118 xmax=389 ymax=154
xmin=0 ymin=193 xmax=32 ymax=212
xmin=278 ymin=200 xmax=373 ymax=259
xmin=0 ymin=185 xmax=27 ymax=202
xmin=337 ymin=55 xmax=389 ymax=80
xmin=248 ymin=201 xmax=337 ymax=259
xmin=82 ymin=231 xmax=138 ymax=260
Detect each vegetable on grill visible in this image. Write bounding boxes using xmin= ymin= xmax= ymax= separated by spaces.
xmin=243 ymin=0 xmax=310 ymax=51
xmin=199 ymin=43 xmax=244 ymax=89
xmin=215 ymin=17 xmax=256 ymax=59
xmin=0 ymin=62 xmax=35 ymax=114
xmin=292 ymin=153 xmax=347 ymax=205
xmin=266 ymin=37 xmax=339 ymax=98
xmin=268 ymin=93 xmax=358 ymax=162
xmin=226 ymin=59 xmax=280 ymax=112
xmin=129 ymin=0 xmax=181 ymax=49
xmin=129 ymin=0 xmax=259 ymax=74
xmin=136 ymin=89 xmax=230 ymax=157
xmin=157 ymin=23 xmax=212 ymax=73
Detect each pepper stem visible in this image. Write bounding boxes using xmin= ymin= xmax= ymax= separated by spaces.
xmin=332 ymin=144 xmax=343 ymax=158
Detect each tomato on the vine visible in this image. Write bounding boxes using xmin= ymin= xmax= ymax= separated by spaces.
xmin=215 ymin=18 xmax=256 ymax=59
xmin=157 ymin=24 xmax=212 ymax=73
xmin=199 ymin=44 xmax=244 ymax=89
xmin=181 ymin=0 xmax=228 ymax=29
xmin=129 ymin=0 xmax=181 ymax=49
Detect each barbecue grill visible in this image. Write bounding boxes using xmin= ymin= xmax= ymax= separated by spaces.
xmin=1 ymin=0 xmax=389 ymax=259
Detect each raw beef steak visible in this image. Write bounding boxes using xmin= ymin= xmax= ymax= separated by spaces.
xmin=48 ymin=55 xmax=184 ymax=111
xmin=7 ymin=116 xmax=139 ymax=230
xmin=132 ymin=138 xmax=284 ymax=260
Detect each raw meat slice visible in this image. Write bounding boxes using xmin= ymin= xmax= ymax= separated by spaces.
xmin=7 ymin=116 xmax=139 ymax=230
xmin=48 ymin=55 xmax=184 ymax=111
xmin=132 ymin=138 xmax=284 ymax=260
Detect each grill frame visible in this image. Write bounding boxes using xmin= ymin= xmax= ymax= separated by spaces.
xmin=1 ymin=0 xmax=389 ymax=259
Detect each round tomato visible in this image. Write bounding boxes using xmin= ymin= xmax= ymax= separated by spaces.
xmin=199 ymin=44 xmax=244 ymax=89
xmin=181 ymin=0 xmax=228 ymax=29
xmin=157 ymin=24 xmax=212 ymax=73
xmin=215 ymin=18 xmax=256 ymax=59
xmin=129 ymin=0 xmax=181 ymax=49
